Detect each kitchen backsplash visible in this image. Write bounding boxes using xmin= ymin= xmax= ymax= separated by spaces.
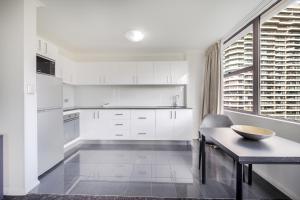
xmin=63 ymin=84 xmax=185 ymax=108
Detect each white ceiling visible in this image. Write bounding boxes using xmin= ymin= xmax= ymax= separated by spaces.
xmin=37 ymin=0 xmax=265 ymax=55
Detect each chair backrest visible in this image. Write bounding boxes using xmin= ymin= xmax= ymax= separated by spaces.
xmin=200 ymin=114 xmax=233 ymax=129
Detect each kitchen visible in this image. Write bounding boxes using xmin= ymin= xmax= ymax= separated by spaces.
xmin=1 ymin=0 xmax=295 ymax=199
xmin=36 ymin=36 xmax=193 ymax=176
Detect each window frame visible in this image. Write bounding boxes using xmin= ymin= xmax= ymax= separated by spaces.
xmin=223 ymin=22 xmax=258 ymax=114
xmin=222 ymin=0 xmax=300 ymax=123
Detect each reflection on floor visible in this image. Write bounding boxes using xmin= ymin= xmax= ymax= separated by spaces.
xmin=30 ymin=141 xmax=289 ymax=199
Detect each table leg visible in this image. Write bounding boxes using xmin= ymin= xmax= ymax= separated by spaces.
xmin=198 ymin=132 xmax=202 ymax=170
xmin=248 ymin=164 xmax=252 ymax=185
xmin=236 ymin=162 xmax=243 ymax=200
xmin=242 ymin=165 xmax=245 ymax=182
xmin=201 ymin=134 xmax=206 ymax=184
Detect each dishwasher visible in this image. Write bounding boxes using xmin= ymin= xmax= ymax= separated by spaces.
xmin=63 ymin=112 xmax=80 ymax=144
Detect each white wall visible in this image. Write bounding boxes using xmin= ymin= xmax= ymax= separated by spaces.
xmin=185 ymin=50 xmax=206 ymax=139
xmin=0 ymin=0 xmax=38 ymax=195
xmin=63 ymin=84 xmax=75 ymax=108
xmin=74 ymin=85 xmax=185 ymax=107
xmin=225 ymin=110 xmax=300 ymax=199
xmin=23 ymin=0 xmax=39 ymax=193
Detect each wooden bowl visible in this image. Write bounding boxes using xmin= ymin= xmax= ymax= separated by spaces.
xmin=231 ymin=125 xmax=275 ymax=141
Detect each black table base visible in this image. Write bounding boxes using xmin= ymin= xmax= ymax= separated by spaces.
xmin=199 ymin=134 xmax=252 ymax=200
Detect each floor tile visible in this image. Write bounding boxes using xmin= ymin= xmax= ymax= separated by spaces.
xmin=151 ymin=183 xmax=177 ymax=198
xmin=30 ymin=141 xmax=290 ymax=199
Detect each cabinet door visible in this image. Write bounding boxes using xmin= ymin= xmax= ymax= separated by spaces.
xmin=95 ymin=110 xmax=112 ymax=139
xmin=80 ymin=110 xmax=98 ymax=139
xmin=61 ymin=56 xmax=76 ymax=84
xmin=76 ymin=63 xmax=100 ymax=85
xmin=136 ymin=62 xmax=154 ymax=84
xmin=155 ymin=109 xmax=174 ymax=140
xmin=37 ymin=37 xmax=43 ymax=55
xmin=55 ymin=55 xmax=63 ymax=79
xmin=171 ymin=61 xmax=189 ymax=84
xmin=44 ymin=41 xmax=58 ymax=61
xmin=103 ymin=62 xmax=136 ymax=85
xmin=131 ymin=110 xmax=155 ymax=139
xmin=154 ymin=62 xmax=172 ymax=84
xmin=173 ymin=110 xmax=192 ymax=140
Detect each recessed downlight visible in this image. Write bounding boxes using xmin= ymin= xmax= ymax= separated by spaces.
xmin=125 ymin=30 xmax=145 ymax=42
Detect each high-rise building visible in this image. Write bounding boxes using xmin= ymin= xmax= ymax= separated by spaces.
xmin=223 ymin=3 xmax=300 ymax=121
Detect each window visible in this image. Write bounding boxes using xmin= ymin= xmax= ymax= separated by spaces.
xmin=260 ymin=2 xmax=300 ymax=121
xmin=223 ymin=1 xmax=300 ymax=122
xmin=223 ymin=30 xmax=254 ymax=112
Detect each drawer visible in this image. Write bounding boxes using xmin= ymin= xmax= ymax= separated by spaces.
xmin=111 ymin=130 xmax=130 ymax=139
xmin=131 ymin=129 xmax=155 ymax=139
xmin=109 ymin=110 xmax=130 ymax=120
xmin=131 ymin=110 xmax=155 ymax=120
xmin=110 ymin=120 xmax=130 ymax=130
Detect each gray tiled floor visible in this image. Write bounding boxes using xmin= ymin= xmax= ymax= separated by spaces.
xmin=30 ymin=141 xmax=290 ymax=199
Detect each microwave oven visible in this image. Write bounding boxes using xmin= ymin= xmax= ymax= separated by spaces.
xmin=36 ymin=55 xmax=55 ymax=76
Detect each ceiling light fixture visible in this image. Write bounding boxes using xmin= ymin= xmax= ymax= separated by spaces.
xmin=125 ymin=30 xmax=145 ymax=42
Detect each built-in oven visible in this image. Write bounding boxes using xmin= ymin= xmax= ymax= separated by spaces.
xmin=36 ymin=55 xmax=55 ymax=76
xmin=63 ymin=112 xmax=80 ymax=144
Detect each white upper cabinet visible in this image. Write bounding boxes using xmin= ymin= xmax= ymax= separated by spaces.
xmin=36 ymin=36 xmax=58 ymax=61
xmin=136 ymin=62 xmax=155 ymax=85
xmin=62 ymin=61 xmax=189 ymax=86
xmin=57 ymin=55 xmax=77 ymax=84
xmin=154 ymin=62 xmax=172 ymax=84
xmin=76 ymin=62 xmax=101 ymax=85
xmin=106 ymin=62 xmax=137 ymax=85
xmin=171 ymin=61 xmax=189 ymax=84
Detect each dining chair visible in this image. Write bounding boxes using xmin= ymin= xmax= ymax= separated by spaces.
xmin=198 ymin=114 xmax=251 ymax=184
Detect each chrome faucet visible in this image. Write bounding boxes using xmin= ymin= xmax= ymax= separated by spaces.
xmin=172 ymin=95 xmax=180 ymax=107
xmin=101 ymin=103 xmax=110 ymax=107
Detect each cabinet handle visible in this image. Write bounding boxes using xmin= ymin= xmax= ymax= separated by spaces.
xmin=138 ymin=132 xmax=147 ymax=135
xmin=115 ymin=113 xmax=123 ymax=116
xmin=97 ymin=111 xmax=100 ymax=119
xmin=167 ymin=76 xmax=169 ymax=83
xmin=93 ymin=112 xmax=96 ymax=119
xmin=98 ymin=76 xmax=102 ymax=84
xmin=115 ymin=123 xmax=123 ymax=126
xmin=175 ymin=111 xmax=177 ymax=119
xmin=136 ymin=76 xmax=138 ymax=84
xmin=103 ymin=76 xmax=106 ymax=84
xmin=138 ymin=117 xmax=147 ymax=119
xmin=170 ymin=111 xmax=172 ymax=119
xmin=115 ymin=134 xmax=123 ymax=136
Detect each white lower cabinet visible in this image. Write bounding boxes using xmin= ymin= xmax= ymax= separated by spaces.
xmin=109 ymin=120 xmax=130 ymax=139
xmin=80 ymin=109 xmax=192 ymax=140
xmin=155 ymin=110 xmax=174 ymax=140
xmin=80 ymin=110 xmax=110 ymax=139
xmin=131 ymin=110 xmax=155 ymax=140
xmin=155 ymin=109 xmax=193 ymax=140
xmin=172 ymin=109 xmax=193 ymax=140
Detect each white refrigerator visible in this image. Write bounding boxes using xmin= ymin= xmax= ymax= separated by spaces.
xmin=37 ymin=73 xmax=64 ymax=176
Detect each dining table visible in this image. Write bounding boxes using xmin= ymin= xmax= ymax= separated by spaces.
xmin=199 ymin=127 xmax=300 ymax=200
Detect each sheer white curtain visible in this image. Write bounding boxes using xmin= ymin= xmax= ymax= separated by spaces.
xmin=200 ymin=41 xmax=223 ymax=120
